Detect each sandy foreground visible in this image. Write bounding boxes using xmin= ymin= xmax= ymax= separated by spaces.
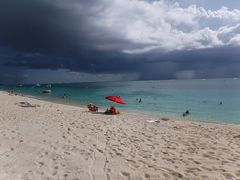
xmin=0 ymin=92 xmax=240 ymax=180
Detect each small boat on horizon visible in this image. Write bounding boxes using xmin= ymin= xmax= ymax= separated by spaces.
xmin=42 ymin=89 xmax=51 ymax=94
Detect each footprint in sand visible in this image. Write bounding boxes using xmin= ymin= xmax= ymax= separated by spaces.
xmin=235 ymin=170 xmax=240 ymax=177
xmin=38 ymin=161 xmax=44 ymax=167
xmin=64 ymin=151 xmax=71 ymax=155
xmin=121 ymin=171 xmax=131 ymax=180
xmin=63 ymin=174 xmax=68 ymax=179
xmin=171 ymin=171 xmax=183 ymax=178
xmin=222 ymin=173 xmax=236 ymax=179
xmin=145 ymin=173 xmax=150 ymax=178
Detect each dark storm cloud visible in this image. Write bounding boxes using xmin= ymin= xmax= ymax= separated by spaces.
xmin=3 ymin=50 xmax=141 ymax=74
xmin=138 ymin=46 xmax=240 ymax=79
xmin=0 ymin=0 xmax=93 ymax=53
xmin=0 ymin=0 xmax=143 ymax=74
xmin=0 ymin=0 xmax=142 ymax=54
xmin=0 ymin=0 xmax=240 ymax=82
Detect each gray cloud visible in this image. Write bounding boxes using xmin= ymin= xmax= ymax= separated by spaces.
xmin=0 ymin=0 xmax=240 ymax=83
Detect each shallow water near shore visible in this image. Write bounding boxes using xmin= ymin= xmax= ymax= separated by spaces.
xmin=1 ymin=78 xmax=240 ymax=124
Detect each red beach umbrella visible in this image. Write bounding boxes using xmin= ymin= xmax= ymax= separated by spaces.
xmin=105 ymin=96 xmax=126 ymax=104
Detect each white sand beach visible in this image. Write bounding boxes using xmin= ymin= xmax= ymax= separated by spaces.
xmin=0 ymin=91 xmax=240 ymax=180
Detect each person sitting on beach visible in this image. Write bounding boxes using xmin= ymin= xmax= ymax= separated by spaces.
xmin=105 ymin=106 xmax=120 ymax=115
xmin=87 ymin=103 xmax=98 ymax=112
xmin=93 ymin=105 xmax=98 ymax=112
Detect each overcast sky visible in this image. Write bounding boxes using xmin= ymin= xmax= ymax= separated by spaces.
xmin=0 ymin=0 xmax=240 ymax=84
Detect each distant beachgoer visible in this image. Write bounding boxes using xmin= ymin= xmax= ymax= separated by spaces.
xmin=93 ymin=105 xmax=98 ymax=111
xmin=105 ymin=106 xmax=120 ymax=115
xmin=87 ymin=103 xmax=98 ymax=112
xmin=61 ymin=93 xmax=67 ymax=99
xmin=139 ymin=98 xmax=142 ymax=103
xmin=219 ymin=101 xmax=223 ymax=105
xmin=182 ymin=110 xmax=190 ymax=117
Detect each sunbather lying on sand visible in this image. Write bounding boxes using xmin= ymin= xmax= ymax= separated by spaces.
xmin=87 ymin=103 xmax=98 ymax=112
xmin=17 ymin=102 xmax=40 ymax=107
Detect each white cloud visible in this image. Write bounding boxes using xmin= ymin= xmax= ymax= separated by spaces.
xmin=228 ymin=34 xmax=240 ymax=46
xmin=94 ymin=0 xmax=240 ymax=53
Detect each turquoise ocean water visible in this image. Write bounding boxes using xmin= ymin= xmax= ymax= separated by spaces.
xmin=1 ymin=78 xmax=240 ymax=124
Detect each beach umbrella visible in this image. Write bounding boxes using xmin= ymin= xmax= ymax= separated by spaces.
xmin=105 ymin=96 xmax=126 ymax=104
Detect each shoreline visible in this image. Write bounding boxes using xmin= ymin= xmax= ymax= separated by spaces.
xmin=1 ymin=91 xmax=240 ymax=179
xmin=1 ymin=89 xmax=239 ymax=126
